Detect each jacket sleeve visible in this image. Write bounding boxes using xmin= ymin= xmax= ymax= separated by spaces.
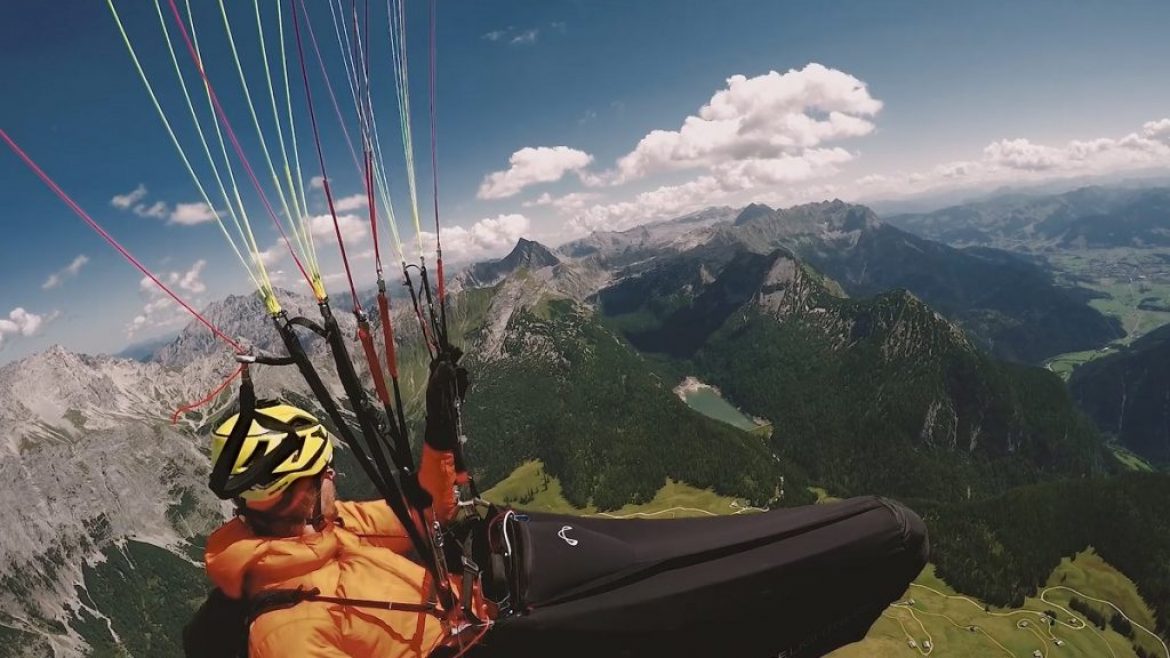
xmin=335 ymin=445 xmax=459 ymax=550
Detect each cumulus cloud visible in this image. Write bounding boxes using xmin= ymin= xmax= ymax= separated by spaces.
xmin=42 ymin=255 xmax=90 ymax=290
xmin=333 ymin=194 xmax=368 ymax=213
xmin=0 ymin=307 xmax=56 ymax=350
xmin=418 ymin=214 xmax=530 ymax=262
xmin=111 ymin=184 xmax=148 ymax=210
xmin=169 ymin=202 xmax=217 ymax=225
xmin=111 ymin=185 xmax=219 ymax=226
xmin=483 ymin=26 xmax=541 ymax=45
xmin=128 ymin=260 xmax=208 ymax=337
xmin=511 ymin=29 xmax=539 ymax=45
xmin=309 ymin=213 xmax=369 ymax=245
xmin=568 ymin=177 xmax=728 ymax=235
xmin=478 ymin=146 xmax=594 ymax=199
xmin=612 ymin=63 xmax=881 ymax=184
xmin=134 ymin=201 xmax=169 ymax=219
xmin=255 ymin=242 xmax=286 ymax=268
xmin=1144 ymin=118 xmax=1170 ymax=142
xmin=510 ymin=63 xmax=881 ymax=234
xmin=568 ymin=147 xmax=857 ymax=234
xmin=524 ymin=191 xmax=604 ymax=213
xmin=309 ymin=176 xmax=326 ymax=190
xmin=854 ymin=117 xmax=1170 ymax=199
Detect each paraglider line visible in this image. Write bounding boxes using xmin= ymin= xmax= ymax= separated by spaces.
xmin=171 ymin=365 xmax=246 ymax=424
xmin=289 ymin=0 xmax=361 ymax=310
xmin=0 ymin=128 xmax=244 ymax=353
xmin=165 ymin=0 xmax=317 ymax=296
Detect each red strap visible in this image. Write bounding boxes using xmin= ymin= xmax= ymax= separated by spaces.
xmin=358 ymin=323 xmax=391 ymax=406
xmin=171 ymin=365 xmax=246 ymax=425
xmin=378 ymin=292 xmax=400 ymax=379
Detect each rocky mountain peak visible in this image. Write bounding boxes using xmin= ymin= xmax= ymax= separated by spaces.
xmin=457 ymin=238 xmax=562 ymax=291
xmin=504 ymin=238 xmax=562 ymax=270
xmin=733 ymin=202 xmax=776 ymax=226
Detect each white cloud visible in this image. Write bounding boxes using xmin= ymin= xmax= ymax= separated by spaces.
xmin=111 ymin=184 xmax=147 ymax=210
xmin=138 ymin=260 xmax=208 ymax=296
xmin=309 ymin=213 xmax=369 ymax=245
xmin=169 ymin=202 xmax=216 ymax=225
xmin=133 ymin=201 xmax=169 ymax=219
xmin=612 ymin=63 xmax=881 ymax=184
xmin=499 ymin=63 xmax=880 ymax=234
xmin=333 ymin=194 xmax=368 ymax=213
xmin=478 ymin=146 xmax=594 ymax=199
xmin=178 ymin=260 xmax=207 ymax=294
xmin=309 ymin=176 xmax=326 ymax=190
xmin=127 ymin=260 xmax=207 ymax=337
xmin=854 ymin=117 xmax=1170 ymax=199
xmin=483 ymin=26 xmax=542 ymax=45
xmin=567 ymin=147 xmax=856 ymax=235
xmin=255 ymin=242 xmax=286 ymax=268
xmin=1144 ymin=118 xmax=1170 ymax=142
xmin=42 ymin=255 xmax=90 ymax=290
xmin=511 ymin=29 xmax=539 ymax=45
xmin=418 ymin=214 xmax=530 ymax=262
xmin=0 ymin=307 xmax=57 ymax=350
xmin=568 ymin=177 xmax=726 ymax=235
xmin=525 ymin=191 xmax=603 ymax=213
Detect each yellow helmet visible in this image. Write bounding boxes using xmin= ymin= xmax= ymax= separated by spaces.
xmin=211 ymin=403 xmax=333 ymax=505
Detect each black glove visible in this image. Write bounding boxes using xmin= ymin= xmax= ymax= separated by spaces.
xmin=424 ymin=348 xmax=468 ymax=451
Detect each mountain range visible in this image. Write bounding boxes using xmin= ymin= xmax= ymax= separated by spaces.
xmin=0 ymin=195 xmax=1160 ymax=655
xmin=887 ymin=185 xmax=1170 ymax=251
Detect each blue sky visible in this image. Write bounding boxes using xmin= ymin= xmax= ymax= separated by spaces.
xmin=2 ymin=0 xmax=1170 ymax=363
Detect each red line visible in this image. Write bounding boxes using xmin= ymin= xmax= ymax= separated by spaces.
xmin=300 ymin=0 xmax=364 ymax=180
xmin=171 ymin=365 xmax=245 ymax=424
xmin=165 ymin=0 xmax=316 ymax=294
xmin=0 ymin=128 xmax=244 ymax=354
xmin=290 ymin=0 xmax=361 ymax=310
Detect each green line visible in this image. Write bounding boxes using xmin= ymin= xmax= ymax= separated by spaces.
xmin=152 ymin=0 xmax=275 ymax=298
xmin=184 ymin=0 xmax=278 ymax=303
xmin=218 ymin=0 xmax=316 ymax=276
xmin=109 ymin=0 xmax=263 ymax=293
xmin=278 ymin=0 xmax=318 ymax=275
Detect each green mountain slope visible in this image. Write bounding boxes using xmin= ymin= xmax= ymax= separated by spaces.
xmin=1069 ymin=322 xmax=1170 ymax=464
xmin=927 ymin=473 xmax=1170 ymax=638
xmin=600 ymin=247 xmax=1110 ymax=502
xmin=461 ymin=293 xmax=811 ymax=509
xmin=725 ymin=200 xmax=1122 ymax=363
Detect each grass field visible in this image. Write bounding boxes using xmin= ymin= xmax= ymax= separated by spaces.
xmin=1049 ymin=249 xmax=1170 ymax=338
xmin=1045 ymin=346 xmax=1119 ymax=381
xmin=482 ymin=460 xmax=758 ymax=517
xmin=1043 ymin=249 xmax=1170 ymax=379
xmin=829 ymin=551 xmax=1168 ymax=658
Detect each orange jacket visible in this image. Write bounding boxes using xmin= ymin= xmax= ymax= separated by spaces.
xmin=204 ymin=445 xmax=461 ymax=658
